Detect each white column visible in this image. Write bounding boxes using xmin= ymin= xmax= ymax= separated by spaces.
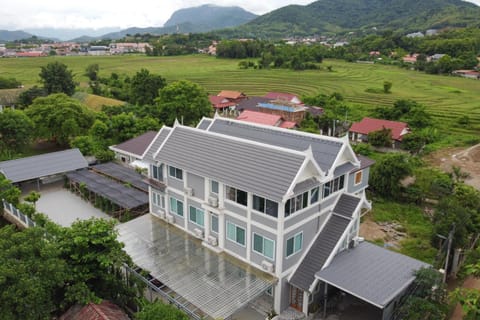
xmin=276 ymin=201 xmax=285 ymax=277
xmin=274 ymin=279 xmax=283 ymax=313
xmin=183 ymin=170 xmax=188 ymax=230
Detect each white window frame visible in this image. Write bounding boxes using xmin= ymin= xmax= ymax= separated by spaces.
xmin=152 ymin=164 xmax=163 ymax=181
xmin=152 ymin=192 xmax=165 ymax=209
xmin=169 ymin=196 xmax=184 ymax=217
xmin=354 ymin=170 xmax=363 ymax=186
xmin=226 ymin=221 xmax=246 ymax=247
xmin=252 ymin=232 xmax=275 ymax=260
xmin=286 ymin=232 xmax=303 ymax=258
xmin=168 ymin=166 xmax=183 ymax=180
xmin=189 ymin=205 xmax=205 ymax=227
xmin=211 ymin=214 xmax=219 ymax=233
xmin=211 ymin=180 xmax=219 ymax=194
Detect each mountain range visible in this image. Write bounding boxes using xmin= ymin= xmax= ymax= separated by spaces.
xmin=1 ymin=0 xmax=479 ymax=42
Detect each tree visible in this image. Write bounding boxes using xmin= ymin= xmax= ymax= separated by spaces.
xmin=383 ymin=81 xmax=392 ymax=93
xmin=0 ymin=174 xmax=21 ymax=205
xmin=39 ymin=61 xmax=76 ymax=96
xmin=58 ymin=219 xmax=138 ymax=307
xmin=85 ymin=64 xmax=99 ymax=81
xmin=24 ymin=191 xmax=41 ymax=209
xmin=0 ymin=109 xmax=34 ymax=151
xmin=156 ymin=80 xmax=211 ymax=126
xmin=367 ymin=128 xmax=392 ymax=147
xmin=0 ymin=226 xmax=67 ymax=320
xmin=0 ymin=77 xmax=21 ymax=89
xmin=17 ymin=85 xmax=47 ymax=108
xmin=136 ymin=300 xmax=188 ymax=320
xmin=26 ymin=93 xmax=94 ymax=145
xmin=129 ymin=69 xmax=166 ymax=105
xmin=397 ymin=268 xmax=448 ymax=320
xmin=370 ymin=153 xmax=412 ymax=198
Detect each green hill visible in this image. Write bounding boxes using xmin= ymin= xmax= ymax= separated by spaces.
xmin=234 ymin=0 xmax=480 ymax=37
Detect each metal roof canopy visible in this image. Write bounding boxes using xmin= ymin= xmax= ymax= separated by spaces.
xmin=0 ymin=149 xmax=88 ymax=183
xmin=117 ymin=215 xmax=276 ymax=319
xmin=66 ymin=170 xmax=148 ymax=209
xmin=92 ymin=162 xmax=149 ymax=192
xmin=315 ymin=241 xmax=430 ymax=309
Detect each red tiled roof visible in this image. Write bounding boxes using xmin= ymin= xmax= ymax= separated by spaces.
xmin=209 ymin=95 xmax=236 ymax=108
xmin=264 ymin=92 xmax=301 ymax=103
xmin=110 ymin=131 xmax=157 ymax=156
xmin=349 ymin=117 xmax=409 ymax=141
xmin=218 ymin=90 xmax=245 ymax=100
xmin=16 ymin=52 xmax=45 ymax=57
xmin=236 ymin=110 xmax=282 ymax=126
xmin=60 ymin=301 xmax=130 ymax=320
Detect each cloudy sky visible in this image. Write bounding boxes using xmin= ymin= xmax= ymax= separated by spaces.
xmin=1 ymin=0 xmax=479 ymax=30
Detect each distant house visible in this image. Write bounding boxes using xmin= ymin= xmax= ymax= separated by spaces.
xmin=429 ymin=53 xmax=446 ymax=62
xmin=369 ymin=51 xmax=381 ymax=57
xmin=209 ymin=95 xmax=237 ymax=113
xmin=406 ymin=32 xmax=424 ymax=38
xmin=452 ymin=70 xmax=480 ymax=80
xmin=236 ymin=110 xmax=297 ymax=128
xmin=60 ymin=300 xmax=129 ymax=320
xmin=402 ymin=54 xmax=419 ymax=63
xmin=16 ymin=51 xmax=47 ymax=57
xmin=217 ymin=90 xmax=247 ymax=103
xmin=349 ymin=117 xmax=410 ymax=148
xmin=109 ymin=131 xmax=157 ymax=169
xmin=264 ymin=92 xmax=302 ymax=104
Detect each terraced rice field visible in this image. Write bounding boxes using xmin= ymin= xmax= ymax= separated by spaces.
xmin=1 ymin=55 xmax=479 ymax=135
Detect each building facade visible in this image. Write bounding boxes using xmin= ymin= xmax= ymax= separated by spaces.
xmin=142 ymin=117 xmax=373 ymax=315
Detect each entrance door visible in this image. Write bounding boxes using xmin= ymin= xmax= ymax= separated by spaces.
xmin=290 ymin=286 xmax=303 ymax=311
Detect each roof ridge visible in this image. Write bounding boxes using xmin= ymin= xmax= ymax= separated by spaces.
xmin=0 ymin=148 xmax=81 ymax=165
xmin=89 ymin=302 xmax=110 ymax=320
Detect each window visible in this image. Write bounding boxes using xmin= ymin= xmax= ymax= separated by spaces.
xmin=226 ymin=221 xmax=245 ymax=246
xmin=253 ymin=233 xmax=275 ymax=260
xmin=152 ymin=192 xmax=165 ymax=208
xmin=189 ymin=206 xmax=204 ymax=227
xmin=286 ymin=233 xmax=303 ymax=257
xmin=152 ymin=164 xmax=163 ymax=181
xmin=322 ymin=175 xmax=345 ymax=198
xmin=354 ymin=171 xmax=363 ymax=185
xmin=211 ymin=214 xmax=219 ymax=233
xmin=284 ymin=191 xmax=309 ymax=217
xmin=211 ymin=180 xmax=219 ymax=194
xmin=169 ymin=197 xmax=184 ymax=217
xmin=310 ymin=187 xmax=319 ymax=204
xmin=168 ymin=166 xmax=183 ymax=180
xmin=225 ymin=186 xmax=248 ymax=206
xmin=253 ymin=195 xmax=278 ymax=218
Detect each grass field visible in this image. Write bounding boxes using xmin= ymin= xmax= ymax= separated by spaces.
xmin=72 ymin=92 xmax=125 ymax=111
xmin=1 ymin=55 xmax=479 ymax=136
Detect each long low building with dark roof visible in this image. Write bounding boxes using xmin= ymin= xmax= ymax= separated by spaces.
xmin=116 ymin=116 xmax=429 ymax=320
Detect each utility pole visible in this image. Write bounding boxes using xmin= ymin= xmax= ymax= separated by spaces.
xmin=443 ymin=223 xmax=455 ymax=283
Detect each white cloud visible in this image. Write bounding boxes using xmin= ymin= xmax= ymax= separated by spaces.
xmin=0 ymin=0 xmax=478 ymax=30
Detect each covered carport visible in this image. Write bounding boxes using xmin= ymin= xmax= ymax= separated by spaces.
xmin=315 ymin=241 xmax=430 ymax=320
xmin=117 ymin=215 xmax=277 ymax=319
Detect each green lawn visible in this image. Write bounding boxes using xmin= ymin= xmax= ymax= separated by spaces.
xmin=1 ymin=55 xmax=479 ymax=135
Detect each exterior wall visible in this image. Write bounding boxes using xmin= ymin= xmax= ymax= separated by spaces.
xmin=282 ymin=218 xmax=321 ymax=271
xmin=278 ymin=277 xmax=291 ymax=313
xmin=167 ymin=174 xmax=184 ymax=191
xmin=251 ymin=211 xmax=277 ymax=230
xmin=167 ymin=190 xmax=185 ymax=228
xmin=187 ymin=172 xmax=205 ymax=200
xmin=284 ymin=204 xmax=321 ymax=230
xmin=224 ymin=200 xmax=248 ymax=218
xmin=224 ymin=214 xmax=247 ymax=259
xmin=348 ymin=167 xmax=370 ymax=194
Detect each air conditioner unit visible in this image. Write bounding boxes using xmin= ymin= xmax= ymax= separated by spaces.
xmin=184 ymin=187 xmax=194 ymax=197
xmin=158 ymin=211 xmax=166 ymax=219
xmin=193 ymin=228 xmax=204 ymax=238
xmin=207 ymin=235 xmax=218 ymax=246
xmin=261 ymin=260 xmax=275 ymax=273
xmin=166 ymin=214 xmax=175 ymax=224
xmin=208 ymin=195 xmax=218 ymax=207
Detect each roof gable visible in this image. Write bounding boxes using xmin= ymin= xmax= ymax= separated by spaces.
xmin=349 ymin=117 xmax=409 ymax=141
xmin=60 ymin=301 xmax=129 ymax=320
xmin=155 ymin=125 xmax=306 ymax=201
xmin=142 ymin=127 xmax=172 ymax=163
xmin=218 ymin=90 xmax=245 ymax=100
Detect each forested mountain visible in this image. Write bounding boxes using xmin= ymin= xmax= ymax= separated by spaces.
xmin=231 ymin=0 xmax=480 ymax=38
xmin=0 ymin=30 xmax=35 ymax=42
xmin=164 ymin=4 xmax=257 ymax=30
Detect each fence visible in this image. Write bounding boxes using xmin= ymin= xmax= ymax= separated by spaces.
xmin=2 ymin=199 xmax=36 ymax=228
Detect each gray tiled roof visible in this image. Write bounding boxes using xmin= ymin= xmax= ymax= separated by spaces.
xmin=293 ymin=178 xmax=318 ymax=194
xmin=0 ymin=149 xmax=87 ymax=183
xmin=208 ymin=119 xmax=343 ymax=172
xmin=196 ymin=118 xmax=212 ymax=130
xmin=333 ymin=162 xmax=355 ymax=177
xmin=142 ymin=127 xmax=171 ymax=164
xmin=155 ymin=126 xmax=306 ymax=201
xmin=290 ymin=214 xmax=351 ymax=291
xmin=315 ymin=242 xmax=430 ymax=308
xmin=332 ymin=194 xmax=360 ymax=219
xmin=110 ymin=131 xmax=157 ymax=157
xmin=355 ymin=154 xmax=376 ymax=171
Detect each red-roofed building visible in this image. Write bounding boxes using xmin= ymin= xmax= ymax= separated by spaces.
xmin=349 ymin=117 xmax=410 ymax=148
xmin=209 ymin=95 xmax=237 ymax=113
xmin=236 ymin=110 xmax=297 ymax=129
xmin=60 ymin=301 xmax=130 ymax=320
xmin=217 ymin=90 xmax=247 ymax=102
xmin=264 ymin=92 xmax=302 ymax=104
xmin=402 ymin=54 xmax=419 ymax=63
xmin=16 ymin=51 xmax=47 ymax=57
